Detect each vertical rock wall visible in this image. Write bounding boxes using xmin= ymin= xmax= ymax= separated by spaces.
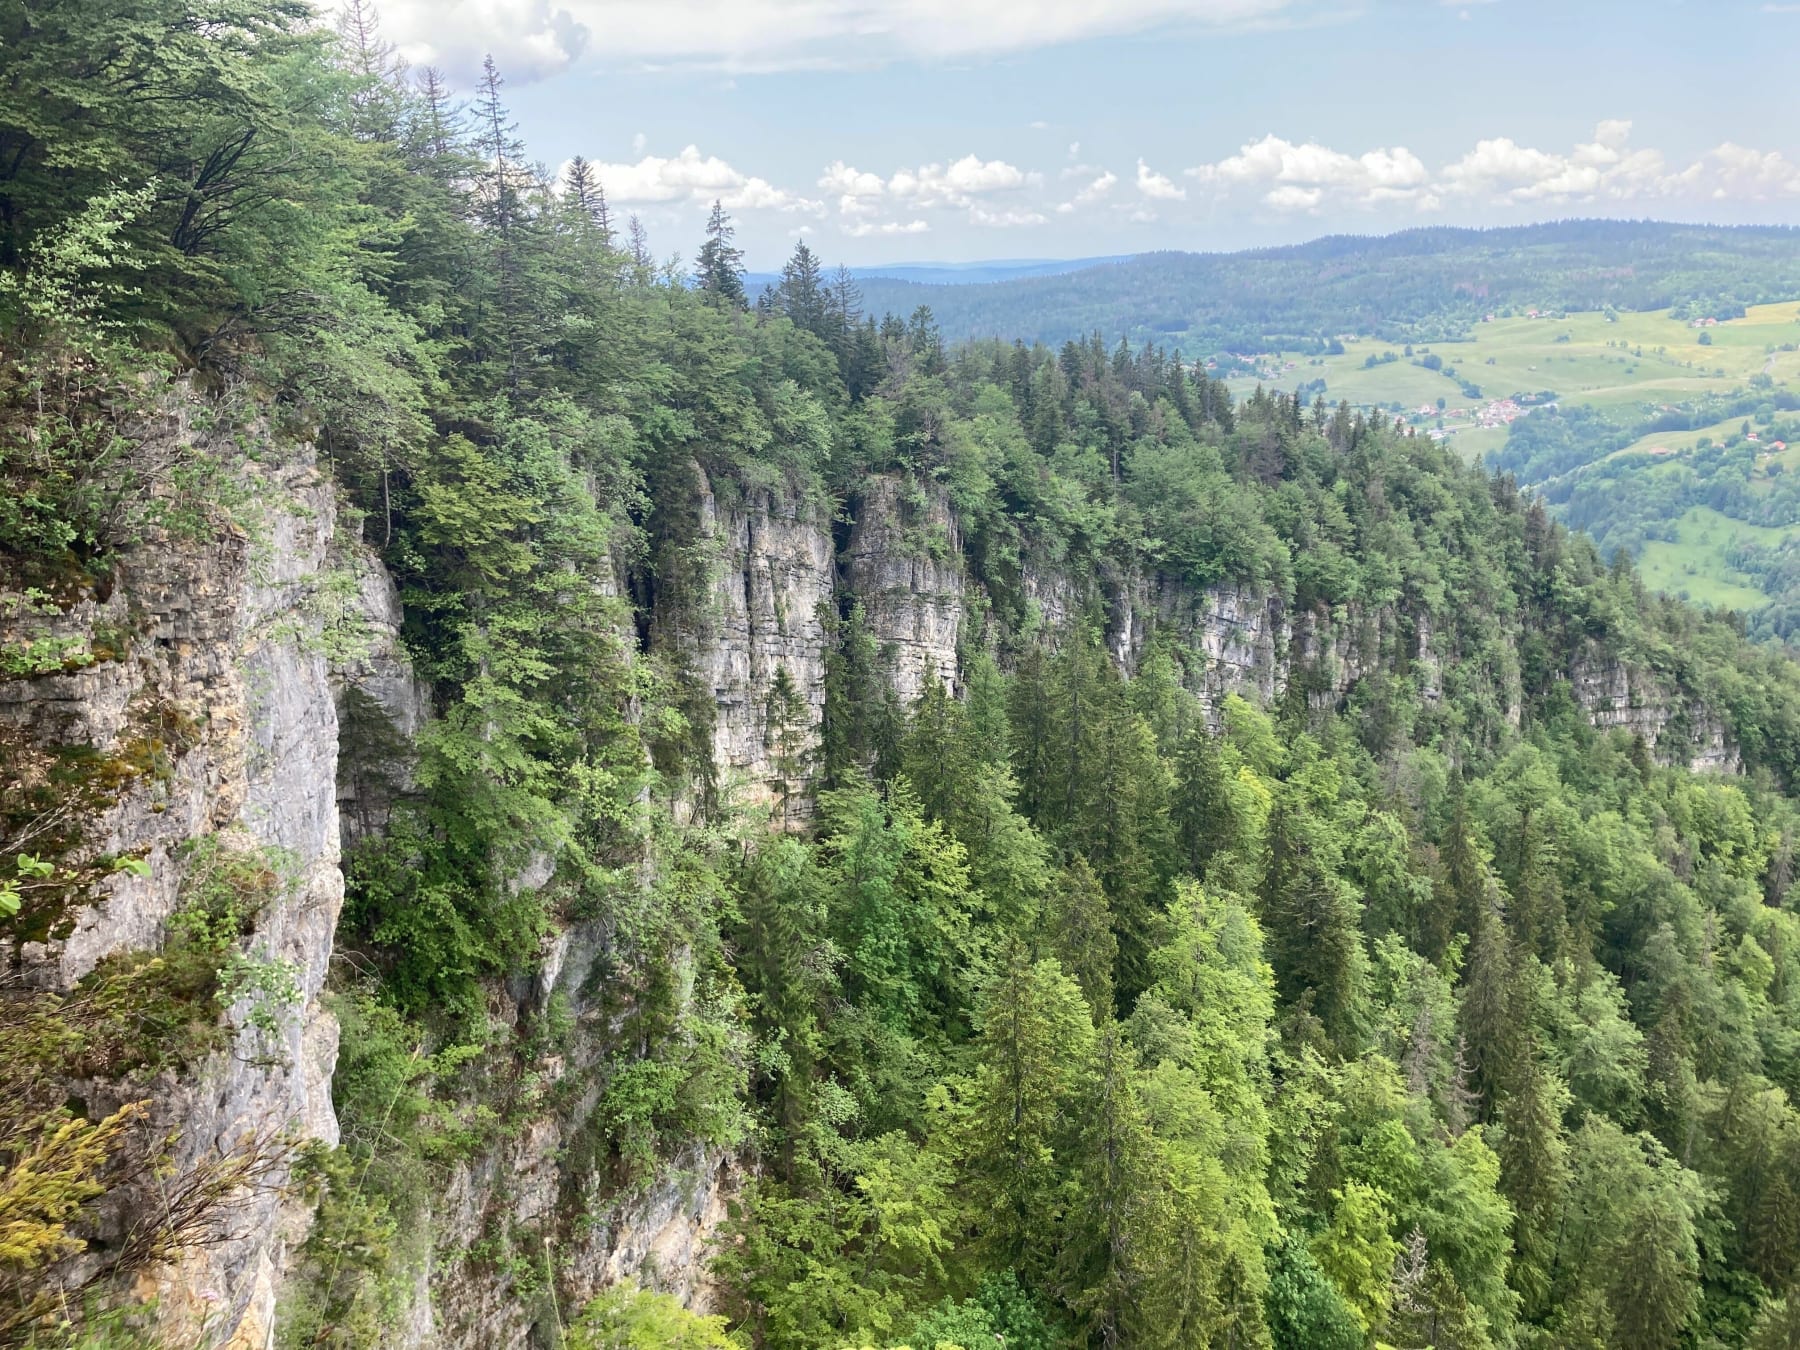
xmin=844 ymin=475 xmax=967 ymax=703
xmin=0 ymin=412 xmax=351 ymax=1346
xmin=687 ymin=467 xmax=834 ymax=815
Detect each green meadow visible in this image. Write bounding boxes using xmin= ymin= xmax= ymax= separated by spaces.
xmin=1226 ymin=300 xmax=1800 ymax=456
xmin=1636 ymin=505 xmax=1786 ymax=612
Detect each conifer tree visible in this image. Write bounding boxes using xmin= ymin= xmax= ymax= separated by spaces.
xmin=1496 ymin=1056 xmax=1568 ymax=1315
xmin=696 ymin=200 xmax=746 ymax=308
xmin=1063 ymin=1023 xmax=1172 ymax=1349
xmin=776 ymin=240 xmax=827 ymax=338
xmin=1045 ymin=857 xmax=1117 ymax=1022
xmin=967 ymin=946 xmax=1094 ymax=1283
xmin=1261 ymin=789 xmax=1367 ymax=1050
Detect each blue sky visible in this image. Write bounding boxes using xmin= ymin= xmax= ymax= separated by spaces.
xmin=363 ymin=0 xmax=1800 ymax=267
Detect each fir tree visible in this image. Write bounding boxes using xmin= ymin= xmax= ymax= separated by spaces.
xmin=695 ymin=200 xmax=746 ymax=308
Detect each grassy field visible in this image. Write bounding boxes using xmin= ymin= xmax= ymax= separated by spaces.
xmin=1225 ymin=300 xmax=1800 ymax=430
xmin=1635 ymin=505 xmax=1784 ymax=612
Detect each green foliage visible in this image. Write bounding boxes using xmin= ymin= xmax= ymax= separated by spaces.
xmin=568 ymin=1280 xmax=736 ymax=1349
xmin=12 ymin=10 xmax=1800 ymax=1347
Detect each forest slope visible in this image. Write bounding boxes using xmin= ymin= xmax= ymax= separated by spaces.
xmin=10 ymin=7 xmax=1800 ymax=1350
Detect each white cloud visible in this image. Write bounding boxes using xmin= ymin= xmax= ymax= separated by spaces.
xmin=1136 ymin=158 xmax=1187 ymax=200
xmin=370 ymin=0 xmax=589 ymax=79
xmin=1264 ymin=184 xmax=1323 ymax=213
xmin=591 ymin=145 xmax=823 ymax=213
xmin=1190 ymin=134 xmax=1428 ymax=204
xmin=844 ymin=218 xmax=932 ymax=237
xmin=820 ymin=154 xmax=1035 ymax=217
xmin=1183 ymin=121 xmax=1797 ymax=215
xmin=969 ymin=204 xmax=1048 ymax=227
xmin=350 ymin=0 xmax=1296 ymax=81
xmin=575 ymin=122 xmax=1800 ymax=246
xmin=819 ymin=160 xmax=887 ymax=198
xmin=892 ymin=154 xmax=1034 ymax=204
xmin=1704 ymin=142 xmax=1800 ymax=199
xmin=1064 ymin=169 xmax=1118 ymax=208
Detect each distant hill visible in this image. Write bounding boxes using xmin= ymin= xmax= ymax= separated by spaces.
xmin=847 ymin=220 xmax=1800 ymax=353
xmin=745 ymin=255 xmax=1126 ymax=293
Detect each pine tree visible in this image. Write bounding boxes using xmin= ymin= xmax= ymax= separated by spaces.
xmin=472 ymin=55 xmax=529 ymax=393
xmin=414 ymin=67 xmax=459 ymax=162
xmin=1045 ymin=856 xmax=1117 ymax=1022
xmin=562 ymin=156 xmax=614 ymax=245
xmin=733 ymin=841 xmax=829 ymax=1169
xmin=1062 ymin=1023 xmax=1172 ymax=1349
xmin=1172 ymin=726 xmax=1240 ymax=882
xmin=967 ymin=946 xmax=1094 ymax=1283
xmin=764 ymin=664 xmax=810 ymax=820
xmin=695 ymin=200 xmax=746 ymax=308
xmin=1459 ymin=892 xmax=1520 ymax=1116
xmin=1497 ymin=1055 xmax=1568 ymax=1315
xmin=626 ymin=213 xmax=654 ymax=286
xmin=776 ymin=240 xmax=827 ymax=338
xmin=334 ymin=0 xmax=407 ymax=142
xmin=1260 ymin=789 xmax=1367 ymax=1051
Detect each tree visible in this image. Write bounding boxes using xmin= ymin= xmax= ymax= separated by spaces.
xmin=1260 ymin=787 xmax=1367 ymax=1051
xmin=563 ymin=156 xmax=614 ymax=244
xmin=1495 ymin=1057 xmax=1568 ymax=1315
xmin=1172 ymin=726 xmax=1242 ymax=882
xmin=1062 ymin=1023 xmax=1173 ymax=1349
xmin=1265 ymin=1233 xmax=1365 ymax=1350
xmin=1311 ymin=1181 xmax=1402 ymax=1335
xmin=966 ymin=946 xmax=1094 ymax=1282
xmin=696 ymin=200 xmax=746 ymax=308
xmin=776 ymin=240 xmax=828 ymax=339
xmin=1044 ymin=857 xmax=1116 ymax=1022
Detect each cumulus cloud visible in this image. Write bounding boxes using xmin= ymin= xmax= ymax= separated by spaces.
xmin=819 ymin=160 xmax=887 ymax=199
xmin=969 ymin=204 xmax=1048 ymax=227
xmin=891 ymin=155 xmax=1034 ymax=205
xmin=589 ymin=145 xmax=823 ymax=213
xmin=1189 ymin=134 xmax=1428 ymax=208
xmin=1136 ymin=159 xmax=1187 ymax=200
xmin=337 ymin=0 xmax=588 ymax=81
xmin=349 ymin=0 xmax=1298 ymax=80
xmin=1185 ymin=121 xmax=1800 ymax=214
xmin=570 ymin=121 xmax=1800 ymax=246
xmin=818 ymin=154 xmax=1036 ymax=222
xmin=844 ymin=218 xmax=931 ymax=237
xmin=1059 ymin=170 xmax=1118 ymax=210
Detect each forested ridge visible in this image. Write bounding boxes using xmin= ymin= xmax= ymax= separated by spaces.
xmin=855 ymin=223 xmax=1800 ymax=354
xmin=13 ymin=3 xmax=1800 ymax=1349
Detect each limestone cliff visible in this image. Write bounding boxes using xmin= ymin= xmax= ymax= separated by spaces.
xmin=683 ymin=466 xmax=833 ymax=818
xmin=0 ymin=400 xmax=348 ymax=1347
xmin=844 ymin=475 xmax=966 ymax=704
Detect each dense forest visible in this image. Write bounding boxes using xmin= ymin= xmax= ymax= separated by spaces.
xmin=856 ymin=224 xmax=1800 ymax=354
xmin=14 ymin=3 xmax=1800 ymax=1349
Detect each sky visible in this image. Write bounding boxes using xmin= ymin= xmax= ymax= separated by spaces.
xmin=354 ymin=0 xmax=1800 ymax=268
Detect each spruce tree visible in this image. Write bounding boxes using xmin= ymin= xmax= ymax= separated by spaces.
xmin=1045 ymin=856 xmax=1117 ymax=1022
xmin=695 ymin=200 xmax=746 ymax=308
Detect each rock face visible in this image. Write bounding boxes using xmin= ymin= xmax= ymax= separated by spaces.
xmin=0 ymin=405 xmax=350 ymax=1346
xmin=1572 ymin=650 xmax=1741 ymax=773
xmin=845 ymin=475 xmax=967 ymax=703
xmin=687 ymin=466 xmax=834 ymax=817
